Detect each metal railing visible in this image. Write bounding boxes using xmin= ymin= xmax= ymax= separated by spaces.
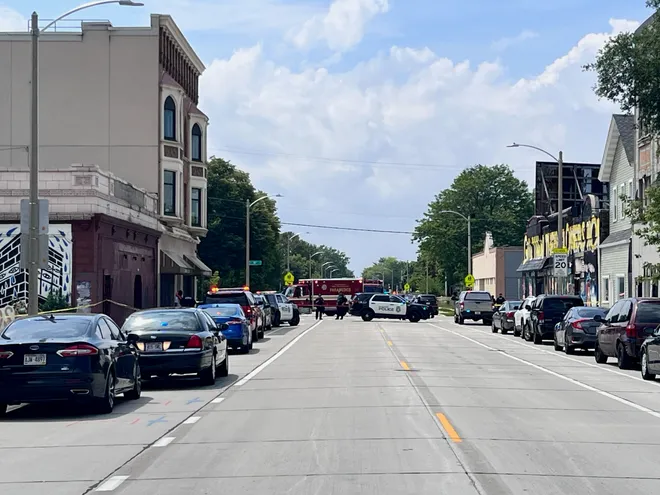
xmin=27 ymin=18 xmax=111 ymax=32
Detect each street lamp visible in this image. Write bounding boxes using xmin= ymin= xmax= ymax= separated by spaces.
xmin=309 ymin=251 xmax=323 ymax=278
xmin=382 ymin=267 xmax=394 ymax=290
xmin=329 ymin=268 xmax=338 ymax=278
xmin=286 ymin=232 xmax=309 ymax=272
xmin=321 ymin=261 xmax=332 ymax=277
xmin=245 ymin=194 xmax=282 ymax=287
xmin=325 ymin=265 xmax=335 ymax=277
xmin=26 ymin=0 xmax=143 ymax=315
xmin=437 ymin=210 xmax=472 ymax=277
xmin=508 ymin=142 xmax=564 ymax=294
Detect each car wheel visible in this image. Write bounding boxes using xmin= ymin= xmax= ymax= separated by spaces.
xmin=458 ymin=314 xmax=464 ymax=325
xmin=641 ymin=350 xmax=656 ymax=381
xmin=241 ymin=332 xmax=251 ymax=354
xmin=409 ymin=312 xmax=420 ymax=323
xmin=361 ymin=309 xmax=375 ymax=322
xmin=200 ymin=353 xmax=217 ymax=385
xmin=124 ymin=363 xmax=142 ymax=400
xmin=491 ymin=321 xmax=498 ymax=333
xmin=289 ymin=313 xmax=300 ymax=326
xmin=252 ymin=325 xmax=259 ymax=343
xmin=273 ymin=311 xmax=281 ymax=327
xmin=533 ymin=328 xmax=542 ymax=345
xmin=513 ymin=325 xmax=521 ymax=337
xmin=564 ymin=343 xmax=575 ymax=355
xmin=96 ymin=371 xmax=116 ymax=414
xmin=553 ymin=337 xmax=561 ymax=351
xmin=453 ymin=314 xmax=458 ymax=323
xmin=617 ymin=342 xmax=631 ymax=370
xmin=258 ymin=322 xmax=265 ymax=339
xmin=594 ymin=342 xmax=607 ymax=363
xmin=218 ymin=353 xmax=229 ymax=378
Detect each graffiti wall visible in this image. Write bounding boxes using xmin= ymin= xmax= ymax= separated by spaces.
xmin=0 ymin=224 xmax=73 ymax=307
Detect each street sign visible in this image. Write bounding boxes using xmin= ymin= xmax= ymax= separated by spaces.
xmin=464 ymin=274 xmax=475 ymax=287
xmin=552 ymin=247 xmax=568 ymax=255
xmin=283 ymin=271 xmax=295 ymax=286
xmin=553 ymin=253 xmax=568 ymax=277
xmin=249 ymin=260 xmax=262 ymax=266
xmin=20 ymin=199 xmax=49 ymax=235
xmin=404 ymin=283 xmax=410 ymax=292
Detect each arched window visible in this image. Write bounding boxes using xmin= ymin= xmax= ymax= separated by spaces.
xmin=164 ymin=96 xmax=176 ymax=141
xmin=191 ymin=123 xmax=202 ymax=161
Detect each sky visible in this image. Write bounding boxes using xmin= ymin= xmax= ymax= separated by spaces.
xmin=0 ymin=0 xmax=654 ymax=273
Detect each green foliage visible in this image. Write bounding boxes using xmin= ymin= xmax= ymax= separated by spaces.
xmin=39 ymin=289 xmax=69 ymax=313
xmin=625 ymin=181 xmax=660 ymax=279
xmin=414 ymin=164 xmax=533 ymax=287
xmin=584 ymin=1 xmax=660 ymax=136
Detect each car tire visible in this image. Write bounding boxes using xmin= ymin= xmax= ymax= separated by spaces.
xmin=533 ymin=328 xmax=542 ymax=345
xmin=513 ymin=325 xmax=521 ymax=337
xmin=361 ymin=309 xmax=375 ymax=322
xmin=273 ymin=311 xmax=281 ymax=327
xmin=96 ymin=371 xmax=116 ymax=414
xmin=457 ymin=314 xmax=464 ymax=325
xmin=240 ymin=332 xmax=251 ymax=354
xmin=258 ymin=322 xmax=265 ymax=339
xmin=491 ymin=321 xmax=498 ymax=333
xmin=200 ymin=353 xmax=217 ymax=385
xmin=553 ymin=337 xmax=561 ymax=351
xmin=409 ymin=312 xmax=420 ymax=323
xmin=218 ymin=353 xmax=229 ymax=377
xmin=594 ymin=342 xmax=607 ymax=363
xmin=252 ymin=326 xmax=259 ymax=343
xmin=564 ymin=343 xmax=575 ymax=355
xmin=289 ymin=312 xmax=300 ymax=326
xmin=641 ymin=350 xmax=656 ymax=381
xmin=124 ymin=363 xmax=142 ymax=401
xmin=617 ymin=342 xmax=631 ymax=370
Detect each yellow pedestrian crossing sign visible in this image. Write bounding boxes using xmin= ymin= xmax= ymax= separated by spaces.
xmin=404 ymin=283 xmax=410 ymax=291
xmin=283 ymin=271 xmax=295 ymax=286
xmin=464 ymin=274 xmax=475 ymax=287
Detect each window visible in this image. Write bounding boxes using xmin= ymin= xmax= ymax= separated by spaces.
xmin=629 ymin=180 xmax=633 ymax=203
xmin=617 ymin=276 xmax=625 ymax=300
xmin=191 ymin=124 xmax=202 ymax=161
xmin=620 ymin=183 xmax=625 ymax=218
xmin=164 ymin=170 xmax=176 ymax=216
xmin=164 ymin=96 xmax=176 ymax=141
xmin=191 ymin=187 xmax=201 ymax=226
xmin=612 ymin=186 xmax=617 ymax=221
xmin=602 ymin=276 xmax=610 ymax=303
xmin=104 ymin=319 xmax=123 ymax=340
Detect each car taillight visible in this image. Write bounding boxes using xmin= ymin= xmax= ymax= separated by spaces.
xmin=227 ymin=319 xmax=242 ymax=325
xmin=571 ymin=319 xmax=587 ymax=330
xmin=460 ymin=302 xmax=464 ymax=309
xmin=186 ymin=335 xmax=203 ymax=349
xmin=243 ymin=306 xmax=252 ymax=315
xmin=506 ymin=311 xmax=515 ymax=318
xmin=57 ymin=344 xmax=99 ymax=357
xmin=626 ymin=324 xmax=638 ymax=338
xmin=0 ymin=349 xmax=13 ymax=359
xmin=538 ymin=311 xmax=545 ymax=321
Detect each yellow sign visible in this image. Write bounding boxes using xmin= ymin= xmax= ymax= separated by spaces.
xmin=404 ymin=283 xmax=410 ymax=291
xmin=464 ymin=274 xmax=475 ymax=287
xmin=552 ymin=247 xmax=568 ymax=254
xmin=283 ymin=271 xmax=295 ymax=286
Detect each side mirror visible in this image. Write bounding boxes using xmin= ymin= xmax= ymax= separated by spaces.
xmin=593 ymin=314 xmax=603 ymax=322
xmin=127 ymin=333 xmax=139 ymax=345
xmin=525 ymin=305 xmax=532 ymax=311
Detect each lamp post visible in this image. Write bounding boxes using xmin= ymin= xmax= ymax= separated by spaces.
xmin=508 ymin=143 xmax=564 ymax=294
xmin=286 ymin=232 xmax=309 ymax=272
xmin=27 ymin=0 xmax=143 ymax=316
xmin=329 ymin=268 xmax=338 ymax=278
xmin=245 ymin=194 xmax=282 ymax=287
xmin=325 ymin=265 xmax=335 ymax=277
xmin=309 ymin=251 xmax=323 ymax=278
xmin=382 ymin=267 xmax=394 ymax=291
xmin=437 ymin=210 xmax=472 ymax=277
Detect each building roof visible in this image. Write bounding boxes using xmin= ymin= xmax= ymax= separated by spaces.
xmin=599 ymin=114 xmax=635 ymax=182
xmin=600 ymin=228 xmax=632 ymax=247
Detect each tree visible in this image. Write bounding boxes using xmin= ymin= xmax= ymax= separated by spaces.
xmin=584 ymin=1 xmax=660 ymax=136
xmin=625 ymin=185 xmax=660 ymax=280
xmin=413 ymin=164 xmax=533 ymax=288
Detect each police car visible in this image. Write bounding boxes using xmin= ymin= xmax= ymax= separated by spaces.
xmin=261 ymin=291 xmax=301 ymax=327
xmin=360 ymin=294 xmax=427 ymax=323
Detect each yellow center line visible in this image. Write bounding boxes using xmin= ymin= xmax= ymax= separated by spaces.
xmin=400 ymin=360 xmax=410 ymax=371
xmin=436 ymin=413 xmax=462 ymax=443
xmin=387 ymin=340 xmax=393 ymax=346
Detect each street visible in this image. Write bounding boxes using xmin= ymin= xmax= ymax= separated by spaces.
xmin=4 ymin=314 xmax=660 ymax=494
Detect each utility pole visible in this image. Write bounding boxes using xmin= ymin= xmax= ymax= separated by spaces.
xmin=245 ymin=199 xmax=250 ymax=287
xmin=28 ymin=12 xmax=40 ymax=316
xmin=467 ymin=215 xmax=472 ymax=276
xmin=426 ymin=263 xmax=429 ymax=293
xmin=557 ymin=151 xmax=564 ymax=295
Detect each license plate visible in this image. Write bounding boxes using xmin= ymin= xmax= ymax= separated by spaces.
xmin=475 ymin=311 xmax=481 ymax=315
xmin=24 ymin=354 xmax=46 ymax=366
xmin=145 ymin=342 xmax=163 ymax=352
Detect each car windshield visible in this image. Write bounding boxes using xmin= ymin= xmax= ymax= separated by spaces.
xmin=205 ymin=293 xmax=248 ymax=305
xmin=544 ymin=298 xmax=583 ymax=313
xmin=507 ymin=301 xmax=522 ymax=309
xmin=265 ymin=295 xmax=277 ymax=305
xmin=2 ymin=317 xmax=91 ymax=340
xmin=576 ymin=308 xmax=606 ymax=319
xmin=635 ymin=302 xmax=660 ymax=324
xmin=200 ymin=305 xmax=241 ymax=317
xmin=465 ymin=292 xmax=491 ymax=301
xmin=122 ymin=311 xmax=200 ymax=332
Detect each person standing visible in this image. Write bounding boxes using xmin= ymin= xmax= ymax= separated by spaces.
xmin=174 ymin=290 xmax=183 ymax=307
xmin=314 ymin=295 xmax=325 ymax=320
xmin=336 ymin=292 xmax=348 ymax=320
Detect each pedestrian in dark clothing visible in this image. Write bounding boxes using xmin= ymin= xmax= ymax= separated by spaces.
xmin=336 ymin=292 xmax=348 ymax=320
xmin=496 ymin=293 xmax=506 ymax=305
xmin=314 ymin=295 xmax=325 ymax=320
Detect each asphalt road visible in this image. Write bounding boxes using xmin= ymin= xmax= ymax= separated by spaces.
xmin=4 ymin=314 xmax=660 ymax=494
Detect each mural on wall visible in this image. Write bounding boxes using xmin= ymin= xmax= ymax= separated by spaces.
xmin=0 ymin=224 xmax=72 ymax=307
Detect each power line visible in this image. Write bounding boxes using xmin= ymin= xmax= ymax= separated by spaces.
xmin=280 ymin=221 xmax=414 ymax=235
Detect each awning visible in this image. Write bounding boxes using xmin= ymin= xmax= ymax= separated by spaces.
xmin=517 ymin=257 xmax=551 ymax=273
xmin=183 ymin=254 xmax=212 ymax=277
xmin=161 ymin=249 xmax=194 ymax=275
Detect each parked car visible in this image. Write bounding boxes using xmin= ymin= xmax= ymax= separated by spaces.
xmin=0 ymin=313 xmax=141 ymax=416
xmin=525 ymin=295 xmax=584 ymax=344
xmin=491 ymin=300 xmax=522 ymax=334
xmin=640 ymin=325 xmax=660 ymax=380
xmin=199 ymin=303 xmax=252 ymax=354
xmin=413 ymin=294 xmax=438 ymax=317
xmin=553 ymin=306 xmax=606 ymax=354
xmin=268 ymin=292 xmax=301 ymax=327
xmin=122 ymin=308 xmax=228 ymax=384
xmin=454 ymin=291 xmax=494 ymax=325
xmin=205 ymin=288 xmax=264 ymax=341
xmin=594 ymin=298 xmax=660 ymax=369
xmin=514 ymin=296 xmax=536 ymax=337
xmin=254 ymin=294 xmax=273 ymax=330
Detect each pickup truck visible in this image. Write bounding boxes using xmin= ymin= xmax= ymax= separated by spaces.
xmin=454 ymin=290 xmax=494 ymax=325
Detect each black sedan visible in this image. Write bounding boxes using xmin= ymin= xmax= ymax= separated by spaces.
xmin=121 ymin=308 xmax=228 ymax=384
xmin=0 ymin=313 xmax=141 ymax=416
xmin=553 ymin=306 xmax=606 ymax=354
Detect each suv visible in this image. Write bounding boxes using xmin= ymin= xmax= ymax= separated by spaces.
xmin=454 ymin=291 xmax=494 ymax=325
xmin=262 ymin=291 xmax=300 ymax=327
xmin=525 ymin=294 xmax=583 ymax=344
xmin=414 ymin=294 xmax=438 ymax=317
xmin=350 ymin=293 xmax=374 ymax=316
xmin=205 ymin=289 xmax=264 ymax=342
xmin=360 ymin=294 xmax=428 ymax=322
xmin=594 ymin=298 xmax=660 ymax=369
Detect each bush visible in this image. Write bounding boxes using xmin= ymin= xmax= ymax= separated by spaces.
xmin=39 ymin=289 xmax=70 ymax=313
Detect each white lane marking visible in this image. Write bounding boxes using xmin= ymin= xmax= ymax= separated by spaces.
xmin=433 ymin=324 xmax=660 ymax=420
xmin=234 ymin=319 xmax=323 ymax=387
xmin=153 ymin=436 xmax=175 ymax=447
xmin=96 ymin=476 xmax=129 ymax=492
xmin=431 ymin=320 xmax=657 ymax=385
xmin=183 ymin=416 xmax=201 ymax=425
xmin=211 ymin=397 xmax=225 ymax=404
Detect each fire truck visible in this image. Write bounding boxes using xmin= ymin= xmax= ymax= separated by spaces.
xmin=284 ymin=278 xmax=364 ymax=315
xmin=363 ymin=279 xmax=385 ymax=293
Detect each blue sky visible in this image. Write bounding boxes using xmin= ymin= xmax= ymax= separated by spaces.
xmin=0 ymin=0 xmax=653 ymax=272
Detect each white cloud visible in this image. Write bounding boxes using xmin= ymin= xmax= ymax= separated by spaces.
xmin=0 ymin=6 xmax=27 ymax=32
xmin=199 ymin=17 xmax=638 ymax=272
xmin=491 ymin=30 xmax=538 ymax=51
xmin=288 ymin=0 xmax=389 ymax=52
